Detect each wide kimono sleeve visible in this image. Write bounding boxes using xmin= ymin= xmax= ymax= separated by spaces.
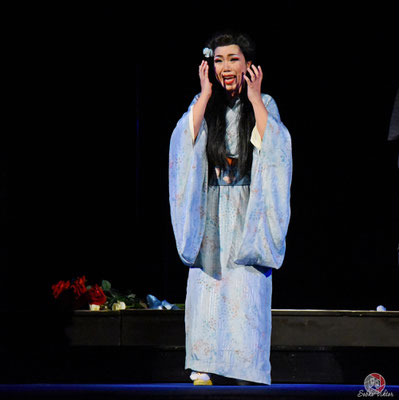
xmin=169 ymin=95 xmax=208 ymax=266
xmin=235 ymin=94 xmax=293 ymax=269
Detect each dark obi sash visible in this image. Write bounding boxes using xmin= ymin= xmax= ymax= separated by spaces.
xmin=209 ymin=157 xmax=251 ymax=187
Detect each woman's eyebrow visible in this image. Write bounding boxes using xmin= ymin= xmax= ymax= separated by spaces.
xmin=214 ymin=54 xmax=240 ymax=58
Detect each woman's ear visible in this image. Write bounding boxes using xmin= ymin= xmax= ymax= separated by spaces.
xmin=246 ymin=61 xmax=252 ymax=70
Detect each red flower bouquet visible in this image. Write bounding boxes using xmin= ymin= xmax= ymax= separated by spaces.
xmin=51 ymin=277 xmax=146 ymax=310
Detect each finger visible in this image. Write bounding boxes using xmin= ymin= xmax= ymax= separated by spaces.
xmin=199 ymin=60 xmax=206 ymax=76
xmin=203 ymin=61 xmax=209 ymax=74
xmin=251 ymin=64 xmax=260 ymax=80
xmin=246 ymin=67 xmax=255 ymax=82
xmin=243 ymin=74 xmax=251 ymax=85
xmin=257 ymin=65 xmax=263 ymax=80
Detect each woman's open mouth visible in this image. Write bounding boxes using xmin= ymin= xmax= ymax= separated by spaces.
xmin=223 ymin=75 xmax=236 ymax=85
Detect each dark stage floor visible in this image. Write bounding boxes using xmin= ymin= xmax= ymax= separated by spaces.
xmin=1 ymin=384 xmax=399 ymax=400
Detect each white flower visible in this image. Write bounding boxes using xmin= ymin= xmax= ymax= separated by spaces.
xmin=112 ymin=301 xmax=126 ymax=311
xmin=89 ymin=304 xmax=100 ymax=311
xmin=203 ymin=47 xmax=213 ymax=58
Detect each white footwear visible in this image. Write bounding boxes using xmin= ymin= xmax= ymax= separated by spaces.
xmin=190 ymin=371 xmax=213 ymax=386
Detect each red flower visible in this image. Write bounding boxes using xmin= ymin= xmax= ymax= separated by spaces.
xmin=52 ymin=280 xmax=71 ymax=299
xmin=71 ymin=276 xmax=87 ymax=299
xmin=86 ymin=284 xmax=107 ymax=305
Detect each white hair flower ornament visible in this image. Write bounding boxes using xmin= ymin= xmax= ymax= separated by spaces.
xmin=203 ymin=47 xmax=214 ymax=58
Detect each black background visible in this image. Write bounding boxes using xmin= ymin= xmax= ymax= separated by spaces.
xmin=3 ymin=2 xmax=399 ymax=313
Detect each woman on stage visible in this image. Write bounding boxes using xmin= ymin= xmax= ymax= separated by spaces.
xmin=169 ymin=31 xmax=292 ymax=385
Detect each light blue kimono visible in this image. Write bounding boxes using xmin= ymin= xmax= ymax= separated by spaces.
xmin=169 ymin=93 xmax=292 ymax=384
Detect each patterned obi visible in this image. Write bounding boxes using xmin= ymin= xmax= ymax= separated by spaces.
xmin=209 ymin=157 xmax=251 ymax=187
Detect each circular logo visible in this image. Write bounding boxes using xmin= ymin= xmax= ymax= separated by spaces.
xmin=364 ymin=373 xmax=386 ymax=394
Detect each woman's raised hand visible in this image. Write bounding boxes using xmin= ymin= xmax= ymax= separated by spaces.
xmin=199 ymin=60 xmax=212 ymax=99
xmin=244 ymin=64 xmax=268 ymax=138
xmin=244 ymin=64 xmax=263 ymax=105
xmin=193 ymin=61 xmax=213 ymax=140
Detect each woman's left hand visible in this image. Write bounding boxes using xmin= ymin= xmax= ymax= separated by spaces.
xmin=244 ymin=65 xmax=263 ymax=105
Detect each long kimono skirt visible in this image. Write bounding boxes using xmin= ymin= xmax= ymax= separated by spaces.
xmin=184 ymin=165 xmax=273 ymax=385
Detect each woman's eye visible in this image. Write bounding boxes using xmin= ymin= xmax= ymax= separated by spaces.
xmin=231 ymin=58 xmax=239 ymax=62
xmin=214 ymin=59 xmax=222 ymax=63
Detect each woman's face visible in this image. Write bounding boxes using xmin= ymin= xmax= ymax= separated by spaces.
xmin=213 ymin=44 xmax=251 ymax=96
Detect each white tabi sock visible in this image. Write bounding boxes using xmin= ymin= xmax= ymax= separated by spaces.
xmin=190 ymin=372 xmax=211 ymax=381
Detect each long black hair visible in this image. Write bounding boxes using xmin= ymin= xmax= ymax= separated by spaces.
xmin=204 ymin=31 xmax=256 ymax=178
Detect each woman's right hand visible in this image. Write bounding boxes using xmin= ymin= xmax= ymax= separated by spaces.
xmin=193 ymin=61 xmax=212 ymax=140
xmin=199 ymin=60 xmax=212 ymax=99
